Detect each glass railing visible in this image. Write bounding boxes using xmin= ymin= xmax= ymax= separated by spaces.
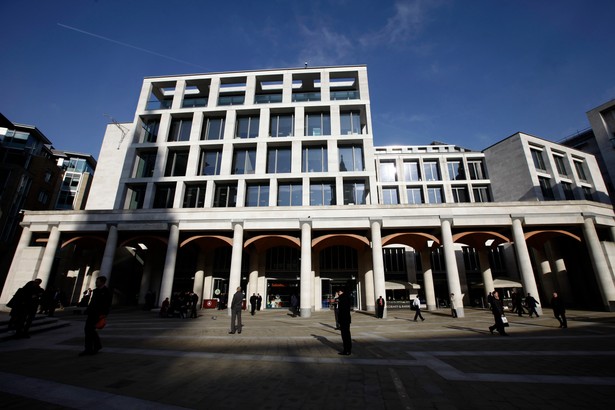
xmin=331 ymin=90 xmax=359 ymax=100
xmin=218 ymin=95 xmax=245 ymax=106
xmin=255 ymin=94 xmax=283 ymax=104
xmin=292 ymin=92 xmax=321 ymax=102
xmin=182 ymin=97 xmax=208 ymax=108
xmin=145 ymin=99 xmax=172 ymax=110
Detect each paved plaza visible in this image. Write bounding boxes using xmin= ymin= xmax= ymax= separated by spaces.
xmin=1 ymin=306 xmax=615 ymax=409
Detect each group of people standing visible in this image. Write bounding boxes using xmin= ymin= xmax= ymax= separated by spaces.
xmin=159 ymin=291 xmax=199 ymax=319
xmin=249 ymin=293 xmax=263 ymax=315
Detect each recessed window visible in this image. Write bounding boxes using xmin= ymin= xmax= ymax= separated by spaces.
xmin=553 ymin=155 xmax=568 ymax=176
xmin=235 ymin=115 xmax=260 ymax=139
xmin=573 ymin=159 xmax=588 ymax=181
xmin=382 ymin=187 xmax=399 ymax=205
xmin=125 ymin=184 xmax=146 ymax=209
xmin=198 ymin=148 xmax=222 ymax=176
xmin=133 ymin=149 xmax=157 ymax=178
xmin=339 ymin=145 xmax=364 ymax=172
xmin=472 ymin=186 xmax=491 ymax=203
xmin=168 ymin=117 xmax=192 ymax=142
xmin=378 ymin=161 xmax=396 ymax=181
xmin=343 ymin=179 xmax=367 ymax=205
xmin=447 ymin=161 xmax=464 ymax=180
xmin=531 ymin=148 xmax=546 ymax=171
xmin=305 ymin=112 xmax=330 ymax=136
xmin=165 ymin=149 xmax=189 ymax=177
xmin=468 ymin=160 xmax=486 ymax=180
xmin=232 ymin=147 xmax=256 ymax=174
xmin=153 ymin=183 xmax=176 ymax=208
xmin=302 ymin=145 xmax=328 ymax=172
xmin=404 ymin=162 xmax=420 ymax=181
xmin=140 ymin=118 xmax=160 ymax=143
xmin=214 ymin=183 xmax=237 ymax=207
xmin=451 ymin=186 xmax=469 ymax=203
xmin=340 ymin=111 xmax=362 ymax=135
xmin=407 ymin=187 xmax=424 ymax=204
xmin=270 ymin=113 xmax=294 ymax=137
xmin=561 ymin=182 xmax=575 ymax=200
xmin=423 ymin=161 xmax=440 ymax=181
xmin=310 ymin=181 xmax=336 ymax=206
xmin=426 ymin=187 xmax=443 ymax=204
xmin=201 ymin=116 xmax=225 ymax=140
xmin=278 ymin=182 xmax=302 ymax=206
xmin=538 ymin=177 xmax=555 ymax=200
xmin=246 ymin=183 xmax=270 ymax=207
xmin=267 ymin=146 xmax=292 ymax=173
xmin=183 ymin=183 xmax=207 ymax=208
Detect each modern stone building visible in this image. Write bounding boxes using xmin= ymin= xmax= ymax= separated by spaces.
xmin=2 ymin=66 xmax=615 ymax=316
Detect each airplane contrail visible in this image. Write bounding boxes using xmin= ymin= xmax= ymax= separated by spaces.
xmin=58 ymin=23 xmax=206 ymax=69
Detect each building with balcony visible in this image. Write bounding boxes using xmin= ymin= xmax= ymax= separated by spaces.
xmin=2 ymin=66 xmax=615 ymax=316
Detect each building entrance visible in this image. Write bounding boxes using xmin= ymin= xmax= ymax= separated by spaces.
xmin=266 ymin=279 xmax=299 ymax=309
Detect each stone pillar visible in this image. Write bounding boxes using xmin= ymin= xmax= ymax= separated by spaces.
xmin=138 ymin=252 xmax=153 ymax=304
xmin=37 ymin=225 xmax=61 ymax=288
xmin=583 ymin=217 xmax=615 ymax=311
xmin=248 ymin=250 xmax=259 ymax=310
xmin=478 ymin=249 xmax=494 ymax=303
xmin=193 ymin=251 xmax=207 ymax=306
xmin=420 ymin=250 xmax=436 ymax=311
xmin=363 ymin=252 xmax=375 ymax=312
xmin=159 ymin=223 xmax=180 ymax=305
xmin=371 ymin=219 xmax=386 ymax=318
xmin=0 ymin=226 xmax=33 ymax=304
xmin=535 ymin=248 xmax=556 ymax=298
xmin=228 ymin=222 xmax=244 ymax=316
xmin=441 ymin=219 xmax=464 ymax=317
xmin=99 ymin=225 xmax=118 ymax=283
xmin=544 ymin=242 xmax=573 ymax=301
xmin=300 ymin=220 xmax=312 ymax=318
xmin=511 ymin=218 xmax=543 ymax=315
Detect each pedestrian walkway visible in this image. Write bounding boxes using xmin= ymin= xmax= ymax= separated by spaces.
xmin=1 ymin=307 xmax=614 ymax=409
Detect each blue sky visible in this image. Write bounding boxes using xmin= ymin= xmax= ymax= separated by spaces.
xmin=1 ymin=0 xmax=614 ymax=159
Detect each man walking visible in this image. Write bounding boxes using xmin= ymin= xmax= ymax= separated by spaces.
xmin=80 ymin=276 xmax=111 ymax=356
xmin=488 ymin=291 xmax=508 ymax=336
xmin=525 ymin=293 xmax=540 ymax=318
xmin=229 ymin=287 xmax=244 ymax=334
xmin=551 ymin=292 xmax=567 ymax=328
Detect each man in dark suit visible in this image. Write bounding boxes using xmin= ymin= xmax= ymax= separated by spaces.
xmin=337 ymin=287 xmax=352 ymax=355
xmin=250 ymin=293 xmax=257 ymax=315
xmin=80 ymin=276 xmax=111 ymax=356
xmin=229 ymin=287 xmax=244 ymax=334
xmin=376 ymin=295 xmax=385 ymax=319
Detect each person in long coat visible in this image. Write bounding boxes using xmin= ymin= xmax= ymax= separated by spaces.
xmin=229 ymin=287 xmax=244 ymax=334
xmin=80 ymin=276 xmax=111 ymax=355
xmin=337 ymin=288 xmax=352 ymax=355
xmin=376 ymin=295 xmax=385 ymax=319
xmin=551 ymin=292 xmax=567 ymax=328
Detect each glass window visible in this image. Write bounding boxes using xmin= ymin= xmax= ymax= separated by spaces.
xmin=561 ymin=182 xmax=575 ymax=200
xmin=164 ymin=149 xmax=189 ymax=177
xmin=255 ymin=93 xmax=282 ymax=104
xmin=382 ymin=187 xmax=399 ymax=205
xmin=582 ymin=186 xmax=593 ymax=200
xmin=538 ymin=177 xmax=555 ymax=200
xmin=573 ymin=160 xmax=588 ymax=181
xmin=267 ymin=146 xmax=292 ymax=173
xmin=246 ymin=183 xmax=270 ymax=207
xmin=451 ymin=186 xmax=469 ymax=203
xmin=468 ymin=160 xmax=486 ymax=180
xmin=168 ymin=118 xmax=192 ymax=142
xmin=133 ymin=149 xmax=157 ymax=178
xmin=232 ymin=147 xmax=256 ymax=174
xmin=447 ymin=161 xmax=465 ymax=180
xmin=340 ymin=111 xmax=362 ymax=135
xmin=472 ymin=186 xmax=491 ymax=202
xmin=302 ymin=145 xmax=328 ymax=172
xmin=141 ymin=119 xmax=160 ymax=143
xmin=126 ymin=184 xmax=146 ymax=209
xmin=218 ymin=94 xmax=245 ymax=106
xmin=236 ymin=115 xmax=260 ymax=139
xmin=426 ymin=187 xmax=443 ymax=204
xmin=343 ymin=180 xmax=367 ymax=205
xmin=553 ymin=155 xmax=568 ymax=176
xmin=407 ymin=187 xmax=424 ymax=204
xmin=339 ymin=145 xmax=364 ymax=172
xmin=183 ymin=183 xmax=207 ymax=208
xmin=278 ymin=182 xmax=302 ymax=206
xmin=198 ymin=148 xmax=222 ymax=176
xmin=403 ymin=162 xmax=420 ymax=181
xmin=310 ymin=181 xmax=336 ymax=206
xmin=270 ymin=114 xmax=294 ymax=137
xmin=214 ymin=183 xmax=237 ymax=207
xmin=201 ymin=116 xmax=225 ymax=140
xmin=153 ymin=183 xmax=176 ymax=208
xmin=305 ymin=112 xmax=330 ymax=136
xmin=531 ymin=149 xmax=546 ymax=171
xmin=423 ymin=161 xmax=440 ymax=181
xmin=379 ymin=161 xmax=396 ymax=181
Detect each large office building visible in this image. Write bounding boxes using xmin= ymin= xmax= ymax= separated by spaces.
xmin=2 ymin=66 xmax=615 ymax=316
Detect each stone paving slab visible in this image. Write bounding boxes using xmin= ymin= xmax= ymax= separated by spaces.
xmin=1 ymin=307 xmax=614 ymax=409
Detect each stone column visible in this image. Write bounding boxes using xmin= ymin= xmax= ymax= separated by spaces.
xmin=228 ymin=222 xmax=244 ymax=316
xmin=159 ymin=223 xmax=179 ymax=306
xmin=99 ymin=225 xmax=118 ymax=283
xmin=138 ymin=252 xmax=153 ymax=304
xmin=420 ymin=250 xmax=436 ymax=311
xmin=300 ymin=220 xmax=312 ymax=318
xmin=0 ymin=226 xmax=33 ymax=304
xmin=478 ymin=248 xmax=494 ymax=303
xmin=545 ymin=242 xmax=572 ymax=301
xmin=248 ymin=250 xmax=259 ymax=310
xmin=511 ymin=218 xmax=543 ymax=315
xmin=535 ymin=248 xmax=556 ymax=298
xmin=363 ymin=252 xmax=375 ymax=312
xmin=441 ymin=219 xmax=464 ymax=317
xmin=583 ymin=217 xmax=615 ymax=311
xmin=37 ymin=225 xmax=61 ymax=288
xmin=193 ymin=250 xmax=207 ymax=306
xmin=371 ymin=219 xmax=386 ymax=318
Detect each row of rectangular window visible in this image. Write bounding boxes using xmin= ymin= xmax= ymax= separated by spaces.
xmin=140 ymin=111 xmax=365 ymax=143
xmin=379 ymin=159 xmax=487 ymax=182
xmin=382 ymin=185 xmax=491 ymax=205
xmin=530 ymin=147 xmax=588 ymax=182
xmin=538 ymin=176 xmax=593 ymax=201
xmin=126 ymin=179 xmax=369 ymax=209
xmin=133 ymin=144 xmax=366 ymax=178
